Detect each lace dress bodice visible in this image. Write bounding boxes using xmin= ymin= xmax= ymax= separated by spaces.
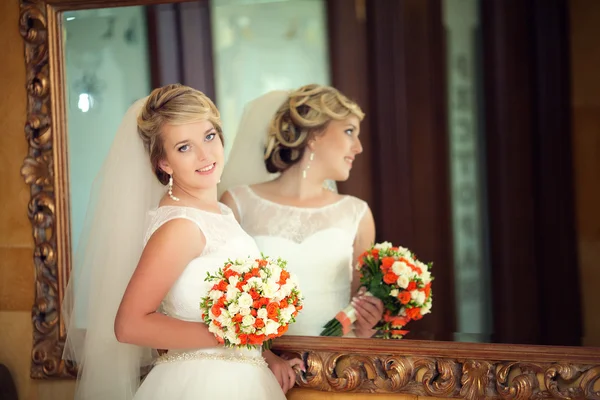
xmin=144 ymin=204 xmax=261 ymax=323
xmin=134 ymin=204 xmax=286 ymax=400
xmin=227 ymin=185 xmax=368 ymax=336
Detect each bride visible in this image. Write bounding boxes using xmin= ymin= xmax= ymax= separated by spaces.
xmin=61 ymin=84 xmax=296 ymax=399
xmin=219 ymin=84 xmax=384 ymax=391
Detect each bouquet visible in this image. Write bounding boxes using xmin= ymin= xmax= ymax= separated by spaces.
xmin=200 ymin=255 xmax=303 ymax=349
xmin=321 ymin=242 xmax=433 ymax=338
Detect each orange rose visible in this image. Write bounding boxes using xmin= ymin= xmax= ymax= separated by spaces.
xmin=249 ymin=289 xmax=260 ymax=300
xmin=371 ymin=248 xmax=380 ymax=260
xmin=232 ymin=313 xmax=243 ymax=323
xmin=358 ymin=251 xmax=368 ymax=264
xmin=266 ymin=302 xmax=280 ymax=321
xmin=393 ymin=316 xmax=409 ymax=326
xmin=381 ymin=257 xmax=395 ymax=271
xmin=257 ymin=259 xmax=268 ymax=267
xmin=277 ymin=325 xmax=288 ymax=335
xmin=217 ymin=280 xmax=228 ymax=292
xmin=407 ymin=281 xmax=417 ymax=291
xmin=211 ymin=304 xmax=222 ymax=317
xmin=224 ymin=269 xmax=238 ymax=280
xmin=278 ymin=270 xmax=290 ymax=285
xmin=239 ymin=334 xmax=249 ymax=344
xmin=249 ymin=334 xmax=264 ymax=345
xmin=406 ymin=307 xmax=421 ymax=320
xmin=398 ymin=291 xmax=411 ymax=305
xmin=383 ymin=271 xmax=399 ymax=285
xmin=254 ymin=318 xmax=265 ymax=329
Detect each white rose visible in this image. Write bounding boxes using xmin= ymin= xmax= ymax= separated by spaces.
xmin=262 ymin=280 xmax=280 ymax=299
xmin=226 ymin=286 xmax=240 ymax=302
xmin=225 ymin=330 xmax=239 ymax=345
xmin=410 ymin=290 xmax=426 ymax=305
xmin=390 ymin=289 xmax=399 ymax=297
xmin=421 ymin=270 xmax=432 ymax=284
xmin=374 ymin=241 xmax=393 ymax=251
xmin=421 ymin=300 xmax=432 ymax=315
xmin=242 ymin=314 xmax=256 ymax=327
xmin=396 ymin=276 xmax=409 ymax=289
xmin=228 ymin=302 xmax=240 ymax=315
xmin=391 ymin=261 xmax=403 ymax=275
xmin=247 ymin=277 xmax=263 ymax=290
xmin=279 ymin=283 xmax=293 ymax=298
xmin=218 ymin=313 xmax=232 ymax=327
xmin=271 ymin=266 xmax=283 ymax=280
xmin=265 ymin=320 xmax=280 ymax=336
xmin=257 ymin=308 xmax=268 ymax=320
xmin=208 ymin=323 xmax=222 ymax=335
xmin=239 ymin=307 xmax=251 ymax=316
xmin=228 ymin=275 xmax=240 ymax=285
xmin=237 ymin=292 xmax=253 ymax=309
xmin=279 ymin=305 xmax=296 ymax=322
xmin=209 ymin=290 xmax=223 ymax=301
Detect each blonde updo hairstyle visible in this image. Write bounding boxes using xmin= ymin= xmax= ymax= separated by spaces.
xmin=137 ymin=84 xmax=223 ymax=185
xmin=264 ymin=84 xmax=365 ymax=173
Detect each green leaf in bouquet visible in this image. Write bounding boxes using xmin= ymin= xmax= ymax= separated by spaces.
xmin=369 ymin=283 xmax=389 ymax=300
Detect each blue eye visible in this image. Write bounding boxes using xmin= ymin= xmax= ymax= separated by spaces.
xmin=205 ymin=132 xmax=216 ymax=141
xmin=345 ymin=129 xmax=354 ymax=136
xmin=178 ymin=144 xmax=190 ymax=152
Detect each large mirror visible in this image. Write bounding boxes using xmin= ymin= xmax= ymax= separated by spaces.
xmin=19 ymin=0 xmax=600 ymax=398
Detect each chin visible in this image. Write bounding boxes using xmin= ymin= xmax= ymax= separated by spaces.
xmin=333 ymin=172 xmax=351 ymax=182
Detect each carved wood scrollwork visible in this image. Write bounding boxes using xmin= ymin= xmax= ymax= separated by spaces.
xmin=293 ymin=352 xmax=600 ymax=399
xmin=274 ymin=338 xmax=600 ymax=400
xmin=19 ymin=0 xmax=74 ymax=379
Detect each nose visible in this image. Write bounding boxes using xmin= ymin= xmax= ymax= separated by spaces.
xmin=352 ymin=136 xmax=363 ymax=155
xmin=194 ymin=144 xmax=208 ymax=161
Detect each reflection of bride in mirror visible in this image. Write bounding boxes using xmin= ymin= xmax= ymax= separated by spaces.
xmin=219 ymin=84 xmax=384 ymax=390
xmin=62 ymin=84 xmax=289 ymax=400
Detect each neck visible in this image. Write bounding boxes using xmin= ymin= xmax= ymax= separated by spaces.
xmin=275 ymin=164 xmax=327 ymax=200
xmin=172 ymin=183 xmax=219 ymax=208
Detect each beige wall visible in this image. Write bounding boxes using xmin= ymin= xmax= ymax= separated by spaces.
xmin=570 ymin=0 xmax=600 ymax=347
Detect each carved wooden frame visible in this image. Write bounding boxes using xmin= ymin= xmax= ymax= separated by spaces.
xmin=18 ymin=0 xmax=600 ymax=398
xmin=274 ymin=337 xmax=600 ymax=400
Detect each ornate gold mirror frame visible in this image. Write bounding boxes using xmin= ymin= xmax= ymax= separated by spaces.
xmin=19 ymin=0 xmax=600 ymax=398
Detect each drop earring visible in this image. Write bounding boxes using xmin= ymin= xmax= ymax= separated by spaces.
xmin=168 ymin=175 xmax=180 ymax=201
xmin=303 ymin=152 xmax=315 ymax=179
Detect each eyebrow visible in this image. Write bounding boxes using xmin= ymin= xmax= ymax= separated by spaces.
xmin=173 ymin=127 xmax=216 ymax=148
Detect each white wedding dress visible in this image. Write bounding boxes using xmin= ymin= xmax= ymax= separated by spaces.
xmin=225 ymin=185 xmax=368 ymax=337
xmin=132 ymin=204 xmax=285 ymax=400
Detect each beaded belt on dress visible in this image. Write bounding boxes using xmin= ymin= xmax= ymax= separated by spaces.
xmin=154 ymin=349 xmax=267 ymax=367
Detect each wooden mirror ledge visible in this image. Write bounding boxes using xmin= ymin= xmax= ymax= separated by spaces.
xmin=273 ymin=337 xmax=600 ymax=400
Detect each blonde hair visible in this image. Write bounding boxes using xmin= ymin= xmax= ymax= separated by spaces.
xmin=264 ymin=84 xmax=364 ymax=173
xmin=137 ymin=84 xmax=223 ymax=185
